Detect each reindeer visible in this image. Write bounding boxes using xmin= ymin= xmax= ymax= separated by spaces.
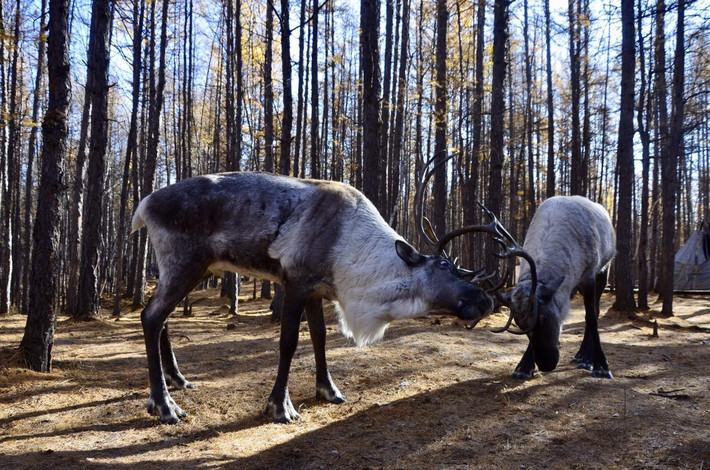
xmin=464 ymin=196 xmax=616 ymax=379
xmin=131 ymin=171 xmax=494 ymax=424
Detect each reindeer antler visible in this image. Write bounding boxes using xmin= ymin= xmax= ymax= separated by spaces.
xmin=432 ymin=201 xmax=539 ymax=334
xmin=413 ymin=153 xmax=455 ymax=256
xmin=413 ymin=156 xmax=539 ymax=334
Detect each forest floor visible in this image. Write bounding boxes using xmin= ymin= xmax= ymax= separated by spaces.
xmin=0 ymin=280 xmax=708 ymax=469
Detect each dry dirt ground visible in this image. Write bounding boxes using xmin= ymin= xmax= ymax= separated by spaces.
xmin=1 ymin=281 xmax=708 ymax=470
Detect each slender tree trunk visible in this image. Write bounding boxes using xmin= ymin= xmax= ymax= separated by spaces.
xmin=21 ymin=0 xmax=48 ymax=315
xmin=523 ymin=0 xmax=535 ymax=219
xmin=113 ymin=0 xmax=144 ymax=317
xmin=614 ymin=0 xmax=636 ymax=312
xmin=235 ymin=0 xmax=243 ymax=172
xmin=660 ymin=0 xmax=686 ymax=316
xmin=581 ymin=0 xmax=591 ymax=196
xmin=293 ymin=0 xmax=307 ymax=177
xmin=432 ymin=0 xmax=448 ymax=237
xmin=654 ymin=0 xmax=669 ymax=299
xmin=75 ymin=0 xmax=113 ymax=319
xmin=65 ymin=57 xmax=94 ymax=315
xmin=133 ymin=0 xmax=169 ymax=309
xmin=545 ymin=0 xmax=555 ymax=198
xmin=0 ymin=0 xmax=21 ymax=315
xmin=391 ymin=0 xmax=409 ymax=224
xmin=259 ymin=0 xmax=276 ymax=299
xmin=0 ymin=0 xmax=6 ymax=218
xmin=361 ymin=0 xmax=381 ymax=209
xmin=568 ymin=0 xmax=582 ymax=196
xmin=311 ymin=0 xmax=321 ymax=179
xmin=466 ymin=0 xmax=486 ymax=266
xmin=486 ymin=0 xmax=509 ymax=273
xmin=280 ymin=0 xmax=293 ymax=176
xmin=263 ymin=0 xmax=274 ymax=173
xmin=380 ymin=0 xmax=394 ymax=217
xmin=636 ymin=0 xmax=651 ymax=310
xmin=20 ymin=0 xmax=71 ymax=372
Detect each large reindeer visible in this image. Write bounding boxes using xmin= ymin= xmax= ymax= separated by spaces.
xmin=131 ymin=171 xmax=494 ymax=424
xmin=464 ymin=196 xmax=616 ymax=379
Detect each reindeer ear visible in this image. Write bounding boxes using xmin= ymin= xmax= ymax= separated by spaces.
xmin=395 ymin=240 xmax=425 ymax=267
xmin=537 ymin=276 xmax=565 ymax=303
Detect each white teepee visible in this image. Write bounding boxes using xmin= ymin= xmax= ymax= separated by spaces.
xmin=674 ymin=221 xmax=710 ymax=291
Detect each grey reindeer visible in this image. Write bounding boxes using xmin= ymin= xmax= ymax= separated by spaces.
xmin=477 ymin=196 xmax=616 ymax=379
xmin=131 ymin=171 xmax=494 ymax=424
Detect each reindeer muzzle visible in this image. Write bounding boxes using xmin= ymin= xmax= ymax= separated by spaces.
xmin=456 ymin=292 xmax=494 ymax=321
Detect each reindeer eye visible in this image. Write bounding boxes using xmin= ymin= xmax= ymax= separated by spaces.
xmin=437 ymin=259 xmax=452 ymax=270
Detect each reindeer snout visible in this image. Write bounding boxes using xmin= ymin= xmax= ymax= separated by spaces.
xmin=533 ymin=345 xmax=560 ymax=372
xmin=456 ymin=292 xmax=494 ymax=320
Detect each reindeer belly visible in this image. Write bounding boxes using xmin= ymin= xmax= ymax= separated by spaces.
xmin=207 ymin=259 xmax=281 ymax=283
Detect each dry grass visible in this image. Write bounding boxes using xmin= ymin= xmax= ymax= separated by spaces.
xmin=1 ymin=281 xmax=708 ymax=469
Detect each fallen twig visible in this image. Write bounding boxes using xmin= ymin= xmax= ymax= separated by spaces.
xmin=649 ymin=388 xmax=691 ymax=400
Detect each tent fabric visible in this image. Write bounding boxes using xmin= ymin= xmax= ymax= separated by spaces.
xmin=674 ymin=221 xmax=710 ymax=291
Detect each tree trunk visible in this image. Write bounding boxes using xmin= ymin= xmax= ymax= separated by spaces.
xmin=636 ymin=0 xmax=651 ymax=310
xmin=113 ymin=0 xmax=144 ymax=317
xmin=380 ymin=0 xmax=394 ymax=219
xmin=133 ymin=0 xmax=170 ymax=309
xmin=0 ymin=0 xmax=21 ymax=315
xmin=311 ymin=0 xmax=321 ymax=179
xmin=279 ymin=0 xmax=293 ymax=176
xmin=581 ymin=0 xmax=591 ymax=196
xmin=21 ymin=0 xmax=48 ymax=315
xmin=613 ymin=0 xmax=636 ymax=312
xmin=568 ymin=0 xmax=582 ymax=196
xmin=391 ymin=0 xmax=409 ymax=225
xmin=293 ymin=0 xmax=307 ymax=177
xmin=432 ymin=0 xmax=448 ymax=237
xmin=361 ymin=0 xmax=381 ymax=210
xmin=466 ymin=0 xmax=486 ymax=266
xmin=75 ymin=0 xmax=112 ymax=319
xmin=660 ymin=0 xmax=686 ymax=316
xmin=20 ymin=0 xmax=71 ymax=372
xmin=263 ymin=0 xmax=274 ymax=173
xmin=544 ymin=0 xmax=555 ymax=198
xmin=65 ymin=56 xmax=94 ymax=316
xmin=486 ymin=0 xmax=509 ymax=273
xmin=523 ymin=0 xmax=535 ymax=220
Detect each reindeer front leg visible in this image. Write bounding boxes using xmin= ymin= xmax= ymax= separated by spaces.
xmin=304 ymin=297 xmax=345 ymax=404
xmin=512 ymin=343 xmax=536 ymax=379
xmin=266 ymin=284 xmax=307 ymax=423
xmin=576 ymin=272 xmax=613 ymax=378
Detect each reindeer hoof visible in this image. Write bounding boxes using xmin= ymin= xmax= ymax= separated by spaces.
xmin=147 ymin=394 xmax=187 ymax=424
xmin=511 ymin=370 xmax=536 ymax=380
xmin=576 ymin=361 xmax=593 ymax=371
xmin=265 ymin=395 xmax=301 ymax=423
xmin=316 ymin=385 xmax=346 ymax=404
xmin=592 ymin=368 xmax=613 ymax=379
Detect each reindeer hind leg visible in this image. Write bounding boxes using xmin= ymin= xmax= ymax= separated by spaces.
xmin=161 ymin=272 xmax=212 ymax=389
xmin=141 ymin=254 xmax=210 ymax=424
xmin=580 ymin=270 xmax=612 ymax=378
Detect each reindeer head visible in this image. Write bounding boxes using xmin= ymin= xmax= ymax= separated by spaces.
xmin=500 ymin=276 xmax=565 ymax=372
xmin=395 ymin=240 xmax=494 ymax=321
